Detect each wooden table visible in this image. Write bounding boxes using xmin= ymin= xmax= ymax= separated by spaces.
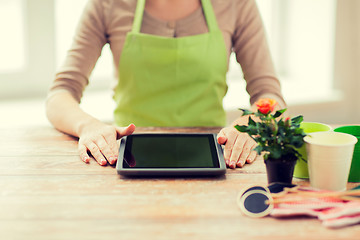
xmin=0 ymin=125 xmax=359 ymax=240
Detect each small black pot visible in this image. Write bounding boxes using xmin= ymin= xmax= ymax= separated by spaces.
xmin=265 ymin=158 xmax=297 ymax=184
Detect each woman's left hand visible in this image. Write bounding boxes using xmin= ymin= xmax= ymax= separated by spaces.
xmin=217 ymin=126 xmax=258 ymax=168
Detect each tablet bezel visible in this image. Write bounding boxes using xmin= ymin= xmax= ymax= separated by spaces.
xmin=116 ymin=133 xmax=226 ymax=177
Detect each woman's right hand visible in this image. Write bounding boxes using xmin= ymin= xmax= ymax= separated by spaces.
xmin=78 ymin=122 xmax=136 ymax=166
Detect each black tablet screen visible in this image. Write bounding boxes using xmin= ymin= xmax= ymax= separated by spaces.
xmin=122 ymin=134 xmax=220 ymax=168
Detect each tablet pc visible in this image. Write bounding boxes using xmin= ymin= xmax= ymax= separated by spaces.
xmin=116 ymin=133 xmax=226 ymax=177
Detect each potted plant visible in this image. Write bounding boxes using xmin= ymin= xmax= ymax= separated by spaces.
xmin=235 ymin=98 xmax=306 ymax=184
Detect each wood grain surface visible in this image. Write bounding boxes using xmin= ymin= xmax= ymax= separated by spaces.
xmin=0 ymin=126 xmax=359 ymax=240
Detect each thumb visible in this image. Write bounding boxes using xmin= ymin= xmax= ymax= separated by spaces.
xmin=115 ymin=123 xmax=136 ymax=139
xmin=217 ymin=130 xmax=227 ymax=145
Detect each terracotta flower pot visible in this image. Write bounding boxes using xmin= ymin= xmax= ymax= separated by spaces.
xmin=265 ymin=159 xmax=297 ymax=184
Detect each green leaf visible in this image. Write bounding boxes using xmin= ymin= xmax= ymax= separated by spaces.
xmin=269 ymin=147 xmax=282 ymax=159
xmin=291 ymin=115 xmax=303 ymax=124
xmin=239 ymin=109 xmax=254 ymax=116
xmin=273 ymin=108 xmax=287 ymax=118
xmin=253 ymin=145 xmax=263 ymax=155
xmin=290 ymin=135 xmax=305 ymax=148
xmin=248 ymin=116 xmax=256 ymax=126
xmin=234 ymin=125 xmax=248 ymax=133
xmin=294 ymin=128 xmax=304 ymax=134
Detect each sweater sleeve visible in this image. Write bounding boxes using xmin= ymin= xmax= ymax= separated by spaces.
xmin=232 ymin=0 xmax=286 ymax=107
xmin=48 ymin=0 xmax=110 ymax=102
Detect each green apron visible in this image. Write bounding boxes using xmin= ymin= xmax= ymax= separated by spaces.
xmin=114 ymin=0 xmax=228 ymax=127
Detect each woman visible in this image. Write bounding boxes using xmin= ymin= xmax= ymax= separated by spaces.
xmin=46 ymin=0 xmax=285 ymax=168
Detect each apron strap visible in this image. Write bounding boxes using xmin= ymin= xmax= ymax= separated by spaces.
xmin=132 ymin=0 xmax=219 ymax=34
xmin=132 ymin=0 xmax=146 ymax=33
xmin=201 ymin=0 xmax=219 ymax=32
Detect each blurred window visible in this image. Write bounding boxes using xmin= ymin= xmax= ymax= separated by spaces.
xmin=225 ymin=0 xmax=337 ymax=109
xmin=0 ymin=0 xmax=55 ymax=99
xmin=0 ymin=0 xmax=25 ymax=73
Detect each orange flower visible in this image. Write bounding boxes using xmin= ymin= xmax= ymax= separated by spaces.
xmin=255 ymin=98 xmax=277 ymax=115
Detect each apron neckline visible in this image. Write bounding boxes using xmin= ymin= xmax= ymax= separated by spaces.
xmin=132 ymin=0 xmax=219 ymax=35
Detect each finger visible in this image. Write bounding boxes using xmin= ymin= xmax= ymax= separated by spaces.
xmin=95 ymin=136 xmax=117 ymax=165
xmin=217 ymin=130 xmax=227 ymax=145
xmin=86 ymin=141 xmax=107 ymax=166
xmin=244 ymin=141 xmax=258 ymax=164
xmin=102 ymin=131 xmax=119 ymax=165
xmin=78 ymin=144 xmax=90 ymax=163
xmin=246 ymin=149 xmax=258 ymax=163
xmin=115 ymin=124 xmax=136 ymax=139
xmin=236 ymin=139 xmax=252 ymax=168
xmin=224 ymin=133 xmax=239 ymax=169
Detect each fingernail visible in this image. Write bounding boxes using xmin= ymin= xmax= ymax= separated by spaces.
xmin=100 ymin=159 xmax=107 ymax=165
xmin=82 ymin=157 xmax=90 ymax=163
xmin=109 ymin=157 xmax=117 ymax=165
xmin=230 ymin=161 xmax=236 ymax=168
